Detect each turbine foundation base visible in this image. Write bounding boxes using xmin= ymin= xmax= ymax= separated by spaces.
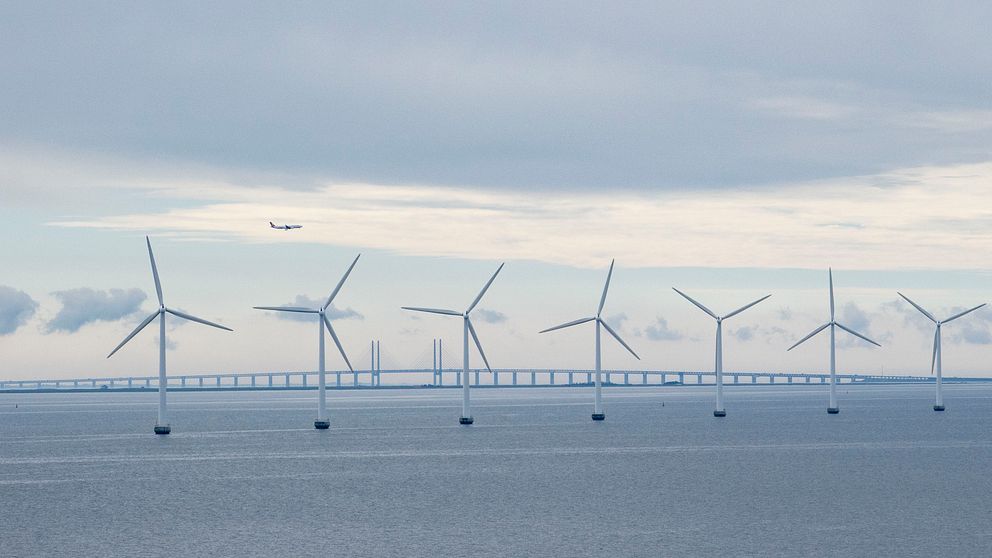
xmin=713 ymin=410 xmax=727 ymax=417
xmin=314 ymin=420 xmax=330 ymax=429
xmin=591 ymin=413 xmax=606 ymax=421
xmin=153 ymin=425 xmax=171 ymax=435
xmin=933 ymin=405 xmax=945 ymax=412
xmin=827 ymin=407 xmax=840 ymax=414
xmin=459 ymin=417 xmax=474 ymax=425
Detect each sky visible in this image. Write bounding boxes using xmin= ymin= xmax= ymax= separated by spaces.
xmin=2 ymin=2 xmax=992 ymax=380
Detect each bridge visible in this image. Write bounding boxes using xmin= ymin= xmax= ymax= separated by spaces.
xmin=3 ymin=368 xmax=989 ymax=392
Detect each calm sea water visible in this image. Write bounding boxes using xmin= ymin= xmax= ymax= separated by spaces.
xmin=1 ymin=384 xmax=990 ymax=557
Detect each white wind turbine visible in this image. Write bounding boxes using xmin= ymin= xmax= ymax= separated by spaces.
xmin=254 ymin=254 xmax=360 ymax=429
xmin=897 ymin=292 xmax=985 ymax=411
xmin=107 ymin=237 xmax=233 ymax=435
xmin=673 ymin=288 xmax=771 ymax=417
xmin=540 ymin=260 xmax=639 ymax=421
xmin=402 ymin=263 xmax=504 ymax=425
xmin=788 ymin=269 xmax=880 ymax=414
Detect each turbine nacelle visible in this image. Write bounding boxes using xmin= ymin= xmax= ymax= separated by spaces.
xmin=401 ymin=263 xmax=505 ymax=373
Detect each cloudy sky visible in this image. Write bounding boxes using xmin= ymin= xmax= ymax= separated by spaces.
xmin=3 ymin=2 xmax=992 ymax=380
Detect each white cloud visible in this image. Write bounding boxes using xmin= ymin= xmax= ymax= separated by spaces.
xmin=49 ymin=160 xmax=992 ymax=272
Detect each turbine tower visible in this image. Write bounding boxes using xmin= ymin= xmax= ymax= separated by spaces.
xmin=540 ymin=260 xmax=639 ymax=421
xmin=402 ymin=263 xmax=504 ymax=425
xmin=254 ymin=254 xmax=360 ymax=429
xmin=788 ymin=269 xmax=880 ymax=414
xmin=897 ymin=292 xmax=985 ymax=411
xmin=107 ymin=237 xmax=233 ymax=435
xmin=673 ymin=288 xmax=771 ymax=417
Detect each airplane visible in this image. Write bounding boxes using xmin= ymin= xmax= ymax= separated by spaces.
xmin=270 ymin=221 xmax=303 ymax=230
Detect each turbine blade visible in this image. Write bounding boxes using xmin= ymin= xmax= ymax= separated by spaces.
xmin=467 ymin=262 xmax=504 ymax=314
xmin=146 ymin=236 xmax=164 ymax=307
xmin=787 ymin=322 xmax=830 ymax=351
xmin=253 ymin=306 xmax=318 ymax=313
xmin=943 ymin=303 xmax=987 ymax=324
xmin=834 ymin=321 xmax=881 ymax=347
xmin=107 ymin=311 xmax=159 ymax=358
xmin=931 ymin=328 xmax=938 ymax=375
xmin=539 ymin=316 xmax=596 ymax=334
xmin=323 ymin=315 xmax=354 ymax=372
xmin=600 ymin=318 xmax=640 ymax=360
xmin=465 ymin=318 xmax=492 ymax=373
xmin=672 ymin=287 xmax=717 ymax=319
xmin=597 ymin=259 xmax=615 ymax=317
xmin=166 ymin=308 xmax=233 ymax=331
xmin=323 ymin=254 xmax=361 ymax=310
xmin=401 ymin=306 xmax=462 ymax=316
xmin=897 ymin=292 xmax=937 ymax=323
xmin=723 ymin=294 xmax=772 ymax=320
xmin=829 ymin=268 xmax=835 ymax=321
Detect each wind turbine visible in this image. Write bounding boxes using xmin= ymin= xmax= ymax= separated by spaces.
xmin=788 ymin=269 xmax=880 ymax=414
xmin=254 ymin=254 xmax=360 ymax=429
xmin=673 ymin=288 xmax=771 ymax=417
xmin=540 ymin=260 xmax=639 ymax=421
xmin=107 ymin=237 xmax=233 ymax=435
xmin=402 ymin=263 xmax=504 ymax=425
xmin=897 ymin=292 xmax=985 ymax=411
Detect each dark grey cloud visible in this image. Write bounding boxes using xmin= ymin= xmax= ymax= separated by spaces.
xmin=644 ymin=317 xmax=682 ymax=341
xmin=264 ymin=295 xmax=363 ymax=323
xmin=474 ymin=308 xmax=507 ymax=324
xmin=46 ymin=288 xmax=146 ymax=333
xmin=3 ymin=3 xmax=991 ymax=194
xmin=0 ymin=286 xmax=38 ymax=335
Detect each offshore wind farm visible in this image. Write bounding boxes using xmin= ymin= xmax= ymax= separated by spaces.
xmin=5 ymin=3 xmax=992 ymax=557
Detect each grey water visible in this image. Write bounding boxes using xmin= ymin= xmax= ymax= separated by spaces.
xmin=1 ymin=384 xmax=991 ymax=557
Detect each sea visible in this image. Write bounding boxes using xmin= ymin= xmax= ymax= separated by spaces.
xmin=1 ymin=384 xmax=990 ymax=557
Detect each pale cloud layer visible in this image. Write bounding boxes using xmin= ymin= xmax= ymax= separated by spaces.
xmin=50 ymin=161 xmax=992 ymax=271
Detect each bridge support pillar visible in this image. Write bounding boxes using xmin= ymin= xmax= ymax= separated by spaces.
xmin=251 ymin=376 xmax=256 ymax=388
xmin=769 ymin=376 xmax=774 ymax=384
xmin=587 ymin=372 xmax=592 ymax=383
xmin=234 ymin=376 xmax=239 ymax=387
xmin=198 ymin=377 xmax=203 ymax=387
xmin=550 ymin=372 xmax=555 ymax=385
xmin=805 ymin=376 xmax=810 ymax=384
xmin=303 ymin=374 xmax=308 ymax=387
xmin=734 ymin=375 xmax=739 ymax=384
xmin=697 ymin=375 xmax=702 ymax=384
xmin=216 ymin=377 xmax=221 ymax=387
xmin=751 ymin=375 xmax=757 ymax=384
xmin=494 ymin=372 xmax=499 ymax=386
xmin=475 ymin=371 xmax=480 ymax=386
xmin=128 ymin=378 xmax=133 ymax=388
xmin=145 ymin=379 xmax=150 ymax=387
xmin=787 ymin=376 xmax=793 ymax=384
xmin=268 ymin=375 xmax=273 ymax=387
xmin=624 ymin=373 xmax=629 ymax=385
xmin=642 ymin=372 xmax=647 ymax=384
xmin=181 ymin=377 xmax=186 ymax=387
xmin=531 ymin=372 xmax=536 ymax=385
xmin=679 ymin=372 xmax=685 ymax=384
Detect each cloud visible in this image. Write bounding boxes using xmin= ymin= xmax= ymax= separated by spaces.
xmin=950 ymin=306 xmax=992 ymax=345
xmin=644 ymin=317 xmax=682 ymax=341
xmin=731 ymin=325 xmax=756 ymax=342
xmin=0 ymin=286 xmax=38 ymax=335
xmin=45 ymin=288 xmax=146 ymax=333
xmin=261 ymin=295 xmax=363 ymax=322
xmin=605 ymin=312 xmax=628 ymax=331
xmin=777 ymin=307 xmax=793 ymax=321
xmin=837 ymin=301 xmax=891 ymax=348
xmin=49 ymin=161 xmax=992 ymax=271
xmin=474 ymin=308 xmax=507 ymax=324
